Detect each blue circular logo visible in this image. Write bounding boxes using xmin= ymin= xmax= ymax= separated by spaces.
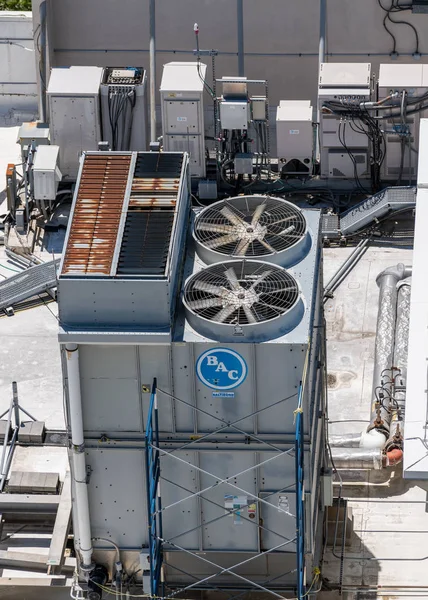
xmin=196 ymin=348 xmax=248 ymax=390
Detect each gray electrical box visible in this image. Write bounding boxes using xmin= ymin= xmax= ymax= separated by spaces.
xmin=276 ymin=100 xmax=314 ymax=175
xmin=318 ymin=63 xmax=372 ymax=179
xmin=47 ymin=66 xmax=103 ymax=179
xmin=100 ymin=67 xmax=148 ymax=151
xmin=33 ymin=145 xmax=62 ymax=201
xmin=160 ymin=62 xmax=206 ymax=177
xmin=17 ymin=121 xmax=50 ymax=160
xmin=379 ymin=64 xmax=427 ymax=181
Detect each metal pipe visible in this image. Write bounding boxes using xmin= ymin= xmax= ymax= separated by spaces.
xmin=39 ymin=1 xmax=47 ymax=123
xmin=12 ymin=382 xmax=19 ymax=429
xmin=316 ymin=0 xmax=327 ymax=156
xmin=237 ymin=0 xmax=245 ymax=77
xmin=149 ymin=0 xmax=157 ymax=143
xmin=386 ymin=277 xmax=411 ymax=452
xmin=369 ymin=264 xmax=411 ymax=437
xmin=0 ymin=399 xmax=13 ymax=483
xmin=330 ymin=447 xmax=383 ymax=470
xmin=0 ymin=427 xmax=19 ymax=492
xmin=65 ymin=343 xmax=93 ymax=571
xmin=324 ymin=239 xmax=368 ymax=301
xmin=329 ymin=433 xmax=361 ymax=447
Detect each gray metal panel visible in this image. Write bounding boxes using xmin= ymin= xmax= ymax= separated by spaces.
xmin=259 ymin=492 xmax=296 ymax=552
xmin=138 ymin=345 xmax=174 ymax=433
xmin=255 ymin=343 xmax=306 ymax=434
xmin=193 ymin=343 xmax=255 ymax=433
xmin=171 ymin=343 xmax=196 ymax=433
xmin=199 ymin=452 xmax=259 ymax=552
xmin=85 ymin=448 xmax=148 ymax=548
xmin=58 ymin=278 xmax=172 ymax=329
xmin=160 ymin=450 xmax=201 ymax=550
xmin=79 ymin=345 xmax=141 ymax=432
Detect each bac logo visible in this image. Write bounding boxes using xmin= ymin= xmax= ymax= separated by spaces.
xmin=196 ymin=348 xmax=247 ymax=391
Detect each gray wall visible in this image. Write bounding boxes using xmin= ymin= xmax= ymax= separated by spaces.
xmin=32 ymin=1 xmax=428 ymax=116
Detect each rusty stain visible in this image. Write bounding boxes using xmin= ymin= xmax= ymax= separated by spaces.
xmin=62 ymin=154 xmax=131 ymax=276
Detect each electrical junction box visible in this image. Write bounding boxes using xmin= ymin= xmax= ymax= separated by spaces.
xmin=33 ymin=145 xmax=62 ymax=201
xmin=379 ymin=64 xmax=427 ymax=182
xmin=234 ymin=153 xmax=253 ymax=175
xmin=318 ymin=63 xmax=372 ymax=180
xmin=17 ymin=121 xmax=50 ymax=160
xmin=251 ymin=96 xmax=267 ymax=121
xmin=160 ymin=62 xmax=206 ymax=177
xmin=47 ymin=66 xmax=103 ymax=179
xmin=321 ymin=470 xmax=333 ymax=507
xmin=319 ymin=62 xmax=371 ymax=88
xmin=220 ymin=100 xmax=249 ymax=130
xmin=100 ymin=67 xmax=148 ymax=152
xmin=276 ymin=100 xmax=313 ymax=174
xmin=327 ymin=149 xmax=369 ymax=179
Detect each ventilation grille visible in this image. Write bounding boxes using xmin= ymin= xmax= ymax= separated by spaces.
xmin=134 ymin=152 xmax=183 ymax=178
xmin=117 ymin=211 xmax=175 ymax=275
xmin=183 ymin=261 xmax=300 ymax=326
xmin=194 ymin=195 xmax=307 ymax=259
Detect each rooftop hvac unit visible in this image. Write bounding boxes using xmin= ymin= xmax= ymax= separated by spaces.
xmin=183 ymin=260 xmax=304 ymax=342
xmin=100 ymin=67 xmax=148 ymax=151
xmin=193 ymin=195 xmax=310 ymax=266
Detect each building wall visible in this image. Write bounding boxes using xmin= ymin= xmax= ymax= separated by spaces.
xmin=32 ymin=0 xmax=428 ymax=108
xmin=0 ymin=12 xmax=37 ymax=115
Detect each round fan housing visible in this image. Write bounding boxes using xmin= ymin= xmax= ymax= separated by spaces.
xmin=193 ymin=195 xmax=310 ymax=267
xmin=183 ymin=260 xmax=304 ymax=342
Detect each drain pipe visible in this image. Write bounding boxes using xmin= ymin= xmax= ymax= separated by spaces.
xmin=149 ymin=0 xmax=157 ymax=143
xmin=384 ymin=277 xmax=411 ymax=465
xmin=39 ymin=1 xmax=47 ymax=123
xmin=65 ymin=344 xmax=93 ymax=574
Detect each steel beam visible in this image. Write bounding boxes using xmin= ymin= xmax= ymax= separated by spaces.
xmin=0 ymin=494 xmax=60 ymax=514
xmin=0 ymin=550 xmax=75 ymax=573
xmin=47 ymin=471 xmax=72 ymax=575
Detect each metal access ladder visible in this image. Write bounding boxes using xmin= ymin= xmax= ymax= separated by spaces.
xmin=339 ymin=186 xmax=416 ymax=235
xmin=0 ymin=259 xmax=60 ymax=312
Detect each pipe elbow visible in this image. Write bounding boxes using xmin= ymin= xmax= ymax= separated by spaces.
xmin=384 ymin=448 xmax=403 ymax=466
xmin=376 ymin=263 xmax=412 ymax=286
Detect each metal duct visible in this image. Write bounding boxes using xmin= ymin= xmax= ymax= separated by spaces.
xmin=369 ymin=264 xmax=411 ymax=437
xmin=330 ymin=447 xmax=383 ymax=470
xmin=386 ymin=277 xmax=411 ymax=452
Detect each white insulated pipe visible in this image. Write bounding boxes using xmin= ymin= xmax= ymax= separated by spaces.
xmin=65 ymin=343 xmax=93 ymax=571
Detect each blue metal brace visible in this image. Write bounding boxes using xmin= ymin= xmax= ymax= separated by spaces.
xmin=145 ymin=378 xmax=163 ymax=598
xmin=295 ymin=385 xmax=306 ymax=600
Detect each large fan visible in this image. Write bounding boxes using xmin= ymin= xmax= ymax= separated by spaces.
xmin=193 ymin=195 xmax=308 ymax=266
xmin=183 ymin=260 xmax=303 ymax=341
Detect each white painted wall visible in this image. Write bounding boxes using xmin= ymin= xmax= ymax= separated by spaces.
xmin=0 ymin=12 xmax=37 ymax=115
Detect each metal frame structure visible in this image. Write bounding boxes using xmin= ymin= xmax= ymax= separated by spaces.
xmin=145 ymin=377 xmax=308 ymax=600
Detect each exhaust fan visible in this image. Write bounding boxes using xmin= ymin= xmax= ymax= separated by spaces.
xmin=193 ymin=195 xmax=310 ymax=266
xmin=183 ymin=260 xmax=304 ymax=342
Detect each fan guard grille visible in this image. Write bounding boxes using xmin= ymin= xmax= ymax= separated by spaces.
xmin=194 ymin=195 xmax=307 ymax=258
xmin=183 ymin=261 xmax=300 ymax=326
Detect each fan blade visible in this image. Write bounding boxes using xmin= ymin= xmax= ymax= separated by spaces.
xmin=259 ymin=239 xmax=276 ymax=253
xmin=193 ymin=281 xmax=226 ymax=297
xmin=225 ymin=267 xmax=240 ymax=291
xmin=261 ymin=286 xmax=298 ymax=294
xmin=278 ymin=225 xmax=296 ymax=236
xmin=197 ymin=222 xmax=235 ymax=234
xmin=270 ymin=215 xmax=295 ymax=226
xmin=187 ymin=298 xmax=225 ymax=310
xmin=220 ymin=206 xmax=247 ymax=227
xmin=255 ymin=299 xmax=284 ymax=313
xmin=251 ymin=203 xmax=266 ymax=226
xmin=234 ymin=238 xmax=251 ymax=256
xmin=243 ymin=305 xmax=257 ymax=324
xmin=214 ymin=304 xmax=237 ymax=323
xmin=249 ymin=269 xmax=273 ymax=291
xmin=205 ymin=233 xmax=240 ymax=249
